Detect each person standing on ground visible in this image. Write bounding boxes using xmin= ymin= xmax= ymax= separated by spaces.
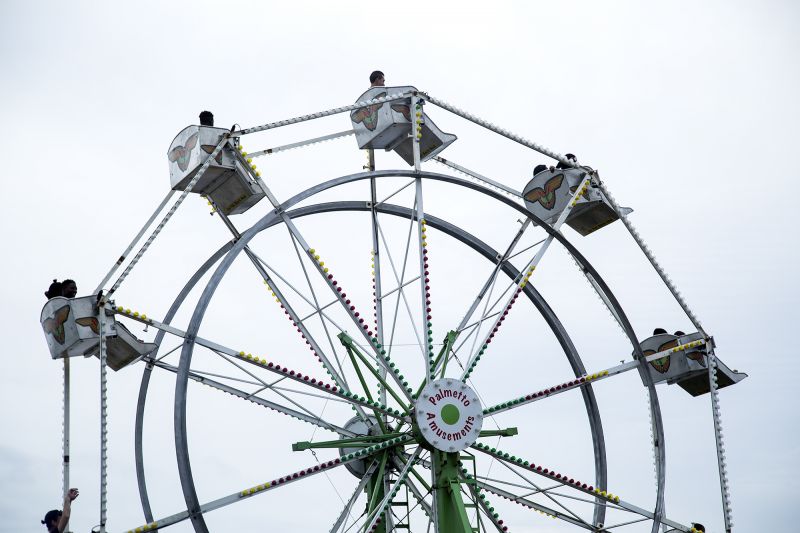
xmin=42 ymin=488 xmax=79 ymax=533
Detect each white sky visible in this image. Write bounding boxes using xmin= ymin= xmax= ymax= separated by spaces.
xmin=1 ymin=1 xmax=798 ymax=532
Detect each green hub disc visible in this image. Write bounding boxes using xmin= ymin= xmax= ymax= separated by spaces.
xmin=441 ymin=403 xmax=460 ymax=425
xmin=414 ymin=378 xmax=483 ymax=452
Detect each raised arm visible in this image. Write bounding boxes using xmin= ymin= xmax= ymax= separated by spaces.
xmin=57 ymin=488 xmax=79 ymax=533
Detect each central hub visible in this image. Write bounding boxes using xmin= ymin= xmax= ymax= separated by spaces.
xmin=414 ymin=379 xmax=483 ymax=452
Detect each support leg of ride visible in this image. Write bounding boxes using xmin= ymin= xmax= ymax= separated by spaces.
xmin=433 ymin=451 xmax=473 ymax=533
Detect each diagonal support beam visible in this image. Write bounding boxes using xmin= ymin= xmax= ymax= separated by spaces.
xmin=150 ymin=359 xmax=355 ymax=437
xmin=115 ymin=307 xmax=408 ymax=421
xmin=481 ymin=339 xmax=707 ymax=418
xmin=460 ymin=175 xmax=592 ymax=381
xmin=120 ymin=436 xmax=413 ymax=533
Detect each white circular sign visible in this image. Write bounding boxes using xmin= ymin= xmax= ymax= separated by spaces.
xmin=414 ymin=379 xmax=483 ymax=452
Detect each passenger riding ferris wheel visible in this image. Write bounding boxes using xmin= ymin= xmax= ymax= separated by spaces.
xmin=40 ymin=84 xmax=745 ymax=533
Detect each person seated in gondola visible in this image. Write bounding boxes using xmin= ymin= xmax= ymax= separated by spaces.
xmin=369 ymin=70 xmax=385 ymax=87
xmin=61 ymin=279 xmax=78 ymax=298
xmin=44 ymin=279 xmax=78 ymax=299
xmin=44 ymin=280 xmax=63 ymax=300
xmin=532 ymin=153 xmax=577 ymax=176
xmin=556 ymin=153 xmax=578 ymax=170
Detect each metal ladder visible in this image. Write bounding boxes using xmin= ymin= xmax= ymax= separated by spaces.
xmin=460 ymin=454 xmax=483 ymax=533
xmin=387 ymin=475 xmax=411 ymax=530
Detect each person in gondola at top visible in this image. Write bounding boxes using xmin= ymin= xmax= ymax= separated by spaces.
xmin=370 ymin=70 xmax=385 ymax=87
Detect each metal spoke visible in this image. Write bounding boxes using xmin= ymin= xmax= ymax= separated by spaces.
xmin=481 ymin=338 xmax=707 ymax=418
xmin=506 ymin=237 xmax=548 ymax=261
xmin=472 ymin=445 xmax=593 ymax=527
xmin=435 ymin=217 xmax=535 ymax=376
xmin=469 ymin=441 xmax=689 ymax=530
xmin=600 ymin=516 xmax=651 ymax=530
xmin=402 ymin=476 xmax=434 ymax=519
xmin=412 ymin=174 xmax=433 ymax=382
xmin=454 ymin=219 xmax=531 ymax=334
xmin=209 ymin=346 xmax=357 ymax=419
xmin=250 ymin=250 xmax=352 ymax=335
xmin=249 ymin=171 xmax=412 ymax=400
xmin=471 ymin=478 xmax=592 ymax=530
xmin=360 ymin=447 xmax=422 ymax=533
xmin=251 ymin=249 xmax=386 ymax=371
xmin=248 ymin=129 xmax=355 ymax=158
xmin=376 ymin=210 xmax=426 ymax=360
xmin=368 ymin=166 xmax=391 ymax=432
xmin=206 ymin=204 xmax=354 ymax=396
xmin=299 ymin=297 xmax=340 ymax=322
xmin=329 ymin=460 xmax=379 ymax=533
xmin=432 ymin=156 xmax=523 ymax=198
xmin=460 ymin=176 xmax=593 ymax=381
xmin=375 ymin=178 xmax=415 ymax=207
xmin=120 ymin=309 xmax=409 ymax=421
xmin=150 ymin=359 xmax=355 ymax=437
xmin=121 ymin=435 xmax=412 ymax=532
xmin=286 ymin=229 xmax=352 ymax=391
xmin=378 ymin=275 xmax=421 ymax=302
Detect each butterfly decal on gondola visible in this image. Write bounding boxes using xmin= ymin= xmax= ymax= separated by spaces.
xmin=391 ymin=104 xmax=411 ymax=121
xmin=686 ymin=350 xmax=706 ymax=366
xmin=351 ymin=92 xmax=386 ymax=131
xmin=524 ymin=174 xmax=564 ymax=210
xmin=168 ymin=132 xmax=199 ymax=171
xmin=76 ymin=317 xmax=100 ymax=335
xmin=201 ymin=144 xmax=223 ymax=165
xmin=643 ymin=339 xmax=678 ymax=373
xmin=43 ymin=305 xmax=71 ymax=345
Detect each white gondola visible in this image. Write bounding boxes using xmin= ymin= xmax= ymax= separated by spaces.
xmin=523 ymin=167 xmax=620 ymax=236
xmin=351 ymin=86 xmax=456 ymax=165
xmin=167 ymin=125 xmax=265 ymax=215
xmin=637 ymin=332 xmax=747 ymax=396
xmin=40 ymin=296 xmax=156 ymax=371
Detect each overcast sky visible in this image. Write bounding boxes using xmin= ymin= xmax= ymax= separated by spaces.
xmin=1 ymin=1 xmax=798 ymax=532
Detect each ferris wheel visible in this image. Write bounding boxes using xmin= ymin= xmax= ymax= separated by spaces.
xmin=40 ymin=86 xmax=745 ymax=533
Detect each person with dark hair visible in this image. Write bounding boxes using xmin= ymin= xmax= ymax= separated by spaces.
xmin=61 ymin=280 xmax=78 ymax=299
xmin=533 ymin=164 xmax=548 ymax=175
xmin=556 ymin=153 xmax=577 ymax=170
xmin=45 ymin=280 xmax=63 ymax=300
xmin=674 ymin=330 xmax=686 ymax=336
xmin=653 ymin=328 xmax=668 ymax=335
xmin=42 ymin=488 xmax=79 ymax=533
xmin=199 ymin=111 xmax=214 ymax=126
xmin=369 ymin=70 xmax=385 ymax=87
